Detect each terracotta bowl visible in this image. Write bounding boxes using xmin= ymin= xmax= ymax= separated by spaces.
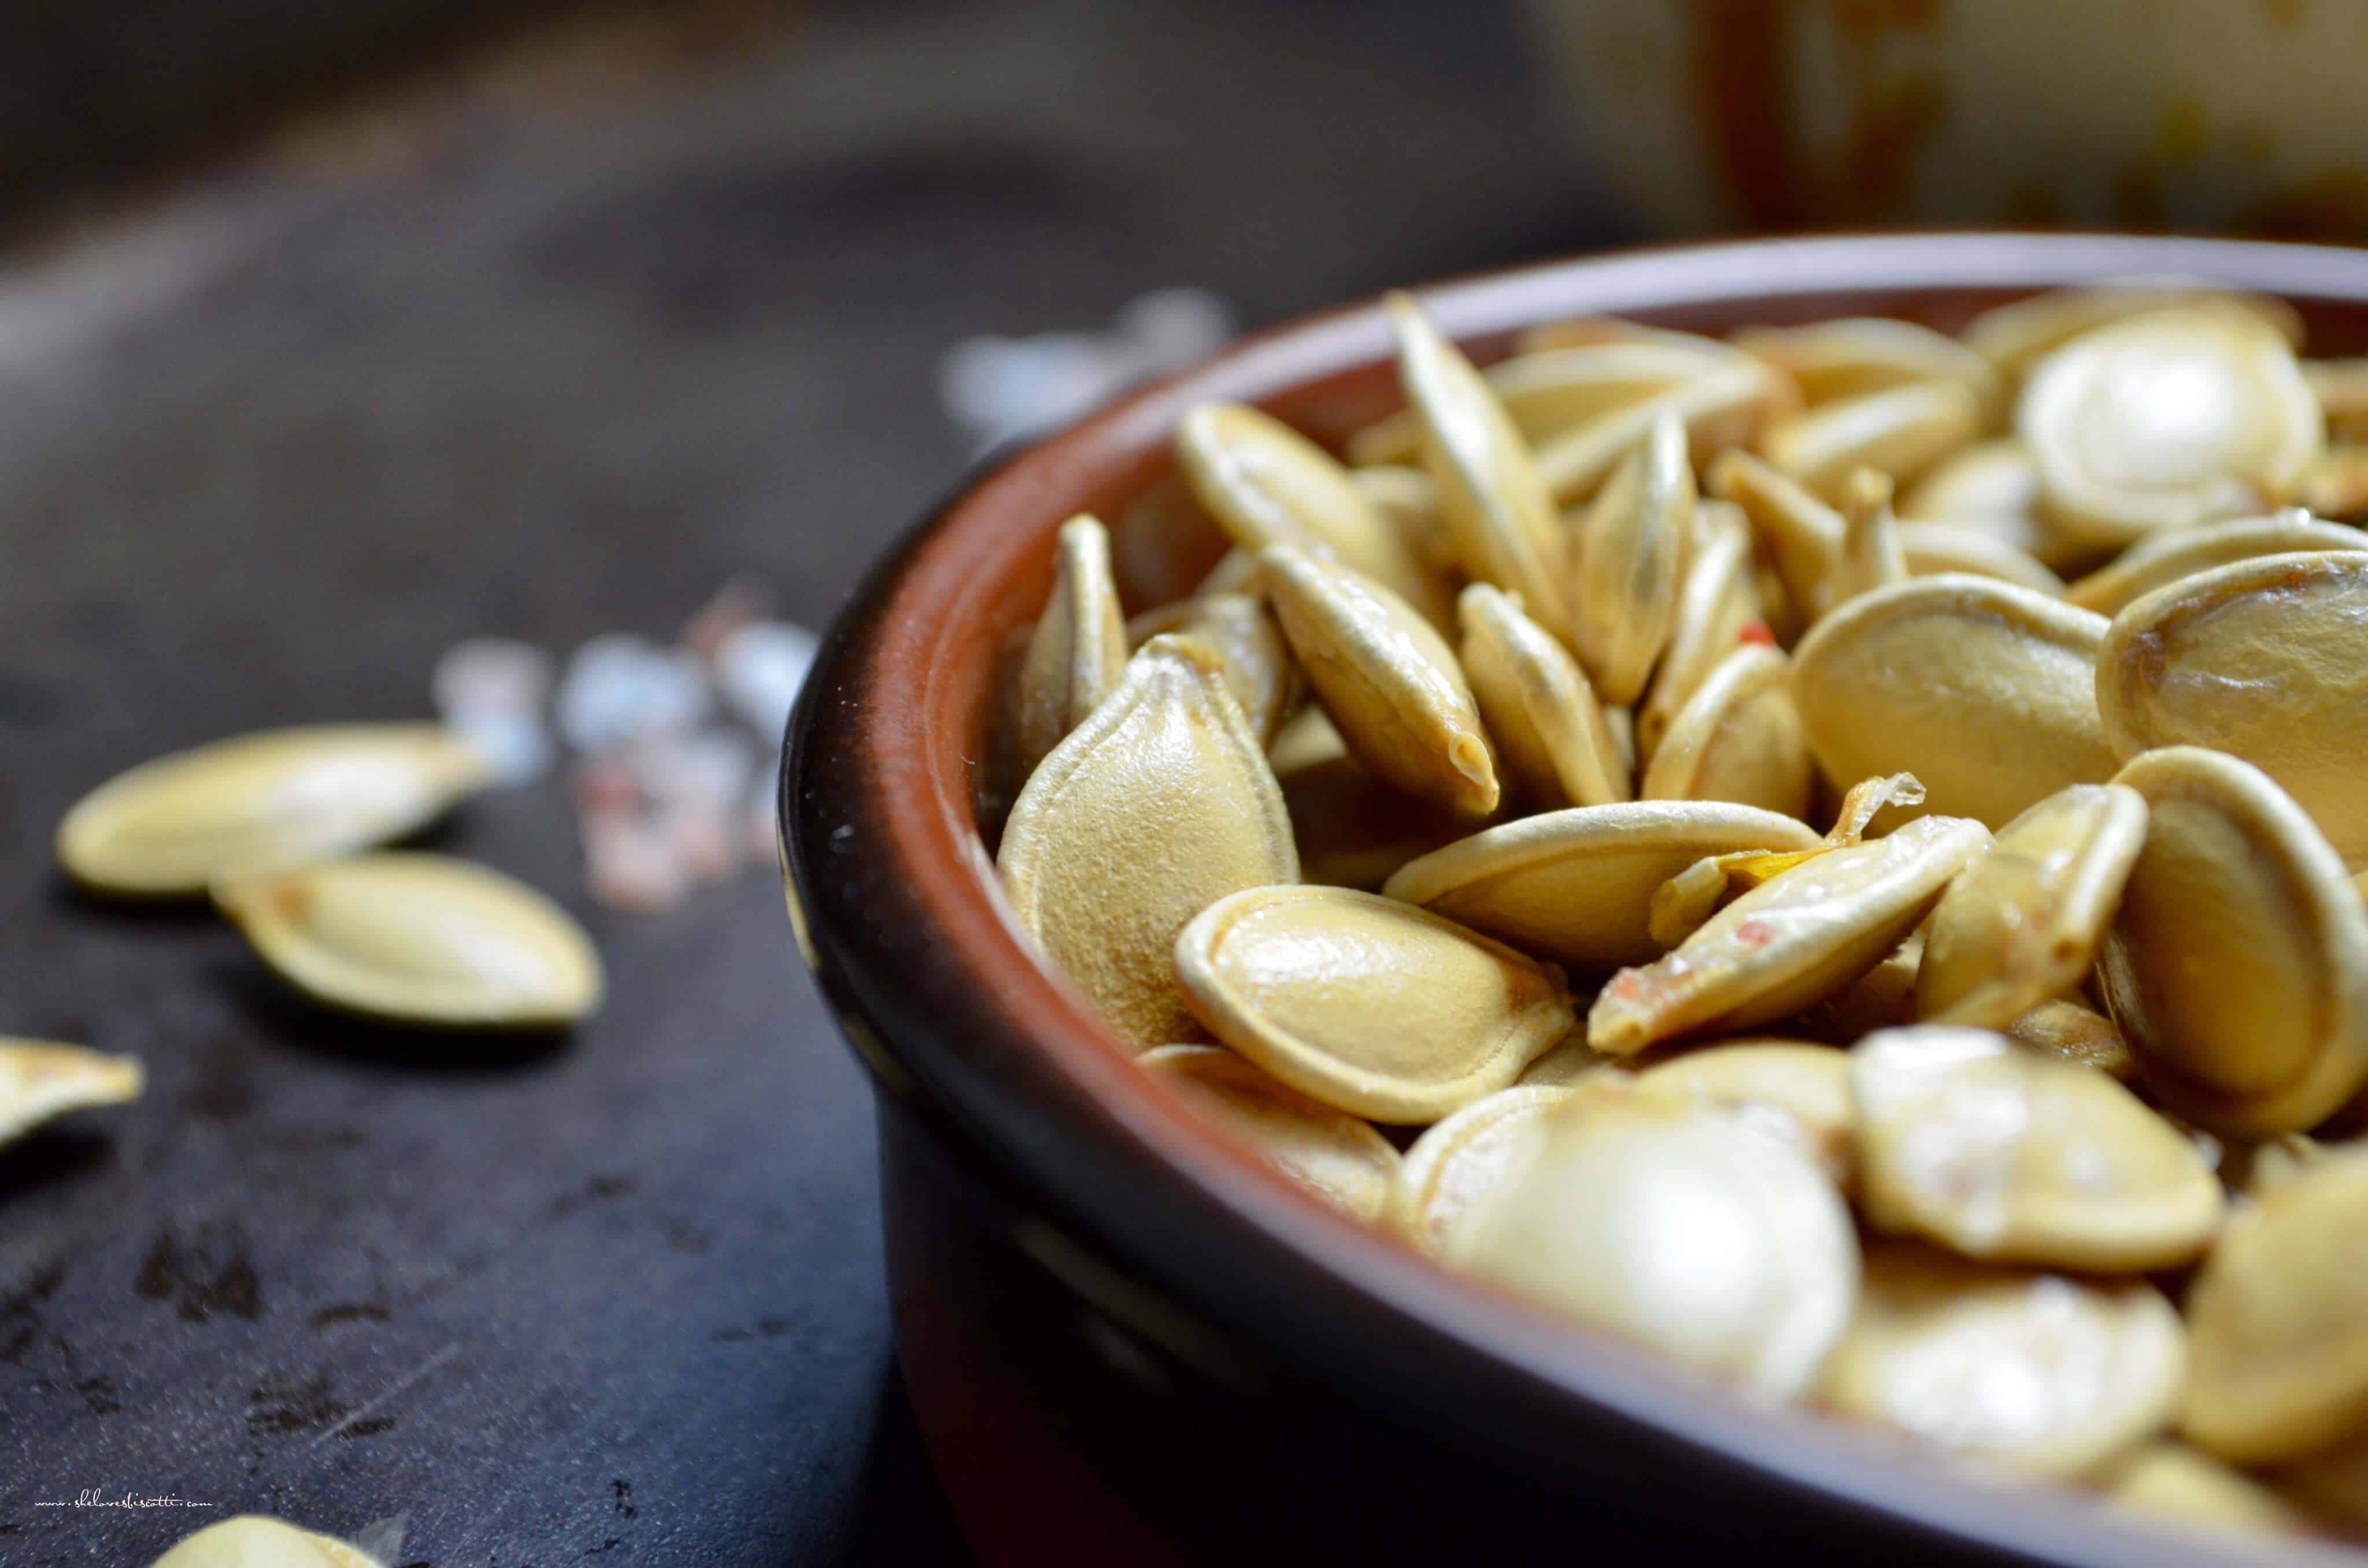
xmin=782 ymin=233 xmax=2368 ymax=1568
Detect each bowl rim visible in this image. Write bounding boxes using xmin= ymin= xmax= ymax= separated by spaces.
xmin=785 ymin=231 xmax=2368 ymax=1566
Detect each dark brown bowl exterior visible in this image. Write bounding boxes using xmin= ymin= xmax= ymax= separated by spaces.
xmin=785 ymin=234 xmax=2368 ymax=1568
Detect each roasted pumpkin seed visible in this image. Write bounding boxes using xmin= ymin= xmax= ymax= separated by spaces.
xmin=1568 ymin=409 xmax=1692 ymax=706
xmin=2097 ymin=747 xmax=2368 ymax=1138
xmin=1633 ymin=1041 xmax=1853 ymax=1187
xmin=1638 ymin=644 xmax=1815 ymax=820
xmin=1385 ymin=1082 xmax=1579 ymax=1252
xmin=1174 ymin=885 xmax=1572 ymax=1123
xmin=1456 ymin=584 xmax=1628 ymax=810
xmin=1126 ymin=591 xmax=1300 ymax=747
xmin=0 ymin=1039 xmax=142 ymax=1147
xmin=1791 ymin=574 xmax=2118 ymax=828
xmin=1706 ymin=447 xmax=1844 ymax=624
xmin=1012 ymin=514 xmax=1132 ymax=785
xmin=1964 ymin=285 xmax=2304 ymax=381
xmin=1899 ymin=438 xmax=2080 ymax=568
xmin=151 ymin=1517 xmax=385 ymax=1568
xmin=1348 ymin=340 xmax=1725 ymax=468
xmin=1635 ymin=499 xmax=1760 ymax=761
xmin=1827 ymin=467 xmax=1909 ymax=608
xmin=1896 ymin=521 xmax=2067 ymax=595
xmin=57 ymin=724 xmax=491 ymax=898
xmin=1141 ymin=1044 xmax=1399 ymax=1220
xmin=1732 ymin=317 xmax=2002 ymax=418
xmin=1916 ymin=784 xmax=2148 ymax=1029
xmin=1262 ymin=544 xmax=1498 ymax=818
xmin=214 ymin=852 xmax=603 ymax=1027
xmin=1456 ymin=1096 xmax=1859 ymax=1398
xmin=1533 ymin=362 xmax=1778 ymax=503
xmin=1819 ymin=1242 xmax=2186 ymax=1479
xmin=2104 ymin=1444 xmax=2316 ymax=1538
xmin=999 ymin=635 xmax=1297 ymax=1048
xmin=1759 ymin=380 xmax=1983 ymax=503
xmin=2006 ymin=999 xmax=2137 ymax=1083
xmin=1350 ymin=464 xmax=1457 ymax=575
xmin=1267 ymin=706 xmax=1463 ymax=892
xmin=2065 ymin=509 xmax=2368 ymax=616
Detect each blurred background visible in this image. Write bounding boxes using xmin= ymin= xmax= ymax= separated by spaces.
xmin=5 ymin=1 xmax=2364 ymax=1564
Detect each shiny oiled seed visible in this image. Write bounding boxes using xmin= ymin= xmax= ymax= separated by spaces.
xmin=1174 ymin=885 xmax=1574 ymax=1124
xmin=2181 ymin=1150 xmax=2368 ymax=1465
xmin=1569 ymin=410 xmax=1693 ymax=707
xmin=1851 ymin=1026 xmax=2222 ymax=1272
xmin=1386 ymin=1082 xmax=1581 ymax=1253
xmin=1383 ymin=801 xmax=1822 ymax=969
xmin=2097 ymin=747 xmax=2368 ymax=1138
xmin=1455 ymin=1096 xmax=1859 ymax=1399
xmin=1758 ymin=379 xmax=1983 ymax=503
xmin=1262 ymin=544 xmax=1498 ymax=818
xmin=1731 ymin=317 xmax=2003 ymax=418
xmin=1533 ymin=362 xmax=1777 ymax=504
xmin=1636 ymin=499 xmax=1760 ymax=760
xmin=1387 ymin=294 xmax=1573 ymax=641
xmin=1456 ymin=584 xmax=1629 ymax=810
xmin=1963 ymin=284 xmax=2304 ymax=381
xmin=1141 ymin=1044 xmax=1400 ymax=1221
xmin=2097 ymin=550 xmax=2368 ymax=868
xmin=1347 ymin=341 xmax=1726 ymax=468
xmin=1590 ymin=814 xmax=1991 ymax=1057
xmin=1916 ymin=783 xmax=2148 ymax=1029
xmin=2063 ymin=508 xmax=2368 ymax=616
xmin=1175 ymin=403 xmax=1455 ymax=631
xmin=1790 ymin=574 xmax=2119 ymax=828
xmin=1896 ymin=521 xmax=2067 ymax=595
xmin=1705 ymin=448 xmax=1844 ymax=622
xmin=214 ymin=852 xmax=604 ymax=1027
xmin=1267 ymin=706 xmax=1464 ymax=892
xmin=999 ymin=635 xmax=1297 ymax=1048
xmin=56 ymin=724 xmax=492 ymax=898
xmin=2006 ymin=999 xmax=2137 ymax=1083
xmin=0 ymin=1040 xmax=142 ymax=1147
xmin=1632 ymin=1041 xmax=1854 ymax=1187
xmin=151 ymin=1517 xmax=385 ymax=1568
xmin=1638 ymin=644 xmax=1815 ymax=821
xmin=1818 ymin=1242 xmax=2187 ymax=1480
xmin=2104 ymin=1444 xmax=2317 ymax=1539
xmin=1126 ymin=591 xmax=1300 ymax=747
xmin=2019 ymin=304 xmax=2322 ymax=547
xmin=1013 ymin=515 xmax=1132 ymax=785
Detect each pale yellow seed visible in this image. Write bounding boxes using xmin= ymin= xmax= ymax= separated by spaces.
xmin=2305 ymin=356 xmax=2368 ymax=442
xmin=1852 ymin=1025 xmax=2222 ymax=1272
xmin=1790 ymin=574 xmax=2118 ymax=829
xmin=2098 ymin=747 xmax=2368 ymax=1139
xmin=1126 ymin=591 xmax=1300 ymax=747
xmin=1916 ymin=783 xmax=2148 ymax=1029
xmin=1819 ymin=1242 xmax=2187 ymax=1480
xmin=1383 ymin=802 xmax=1822 ymax=969
xmin=1899 ymin=438 xmax=2084 ymax=569
xmin=214 ymin=852 xmax=604 ymax=1027
xmin=1827 ymin=466 xmax=1908 ymax=609
xmin=1633 ymin=1041 xmax=1854 ymax=1187
xmin=151 ymin=1516 xmax=386 ymax=1568
xmin=1589 ymin=815 xmax=1992 ymax=1057
xmin=2006 ymin=1000 xmax=2137 ymax=1083
xmin=1638 ymin=644 xmax=1815 ymax=821
xmin=2104 ymin=1443 xmax=2317 ymax=1540
xmin=998 ymin=635 xmax=1297 ymax=1048
xmin=1388 ymin=293 xmax=1574 ymax=642
xmin=1534 ymin=363 xmax=1776 ymax=505
xmin=56 ymin=724 xmax=491 ymax=898
xmin=1636 ymin=498 xmax=1761 ymax=761
xmin=1706 ymin=447 xmax=1844 ymax=624
xmin=2066 ymin=509 xmax=2368 ymax=616
xmin=1174 ymin=885 xmax=1573 ymax=1124
xmin=1141 ymin=1044 xmax=1399 ymax=1221
xmin=2097 ymin=550 xmax=2368 ymax=869
xmin=1897 ymin=521 xmax=2067 ymax=595
xmin=1267 ymin=706 xmax=1464 ymax=892
xmin=1349 ymin=464 xmax=1458 ymax=576
xmin=1968 ymin=285 xmax=2306 ymax=376
xmin=1385 ymin=1083 xmax=1577 ymax=1253
xmin=2182 ymin=1149 xmax=2368 ymax=1465
xmin=1569 ymin=410 xmax=1693 ymax=707
xmin=1732 ymin=316 xmax=2003 ymax=420
xmin=1759 ymin=380 xmax=1983 ymax=503
xmin=2297 ymin=444 xmax=2368 ymax=521
xmin=1518 ymin=1037 xmax=1633 ymax=1088
xmin=1013 ymin=514 xmax=1131 ymax=785
xmin=0 ymin=1040 xmax=143 ymax=1147
xmin=1456 ymin=583 xmax=1629 ymax=810
xmin=1456 ymin=1096 xmax=1858 ymax=1399
xmin=1261 ymin=544 xmax=1498 ymax=818
xmin=1347 ymin=340 xmax=1726 ymax=467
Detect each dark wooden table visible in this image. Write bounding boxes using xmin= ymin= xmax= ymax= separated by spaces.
xmin=0 ymin=4 xmax=1614 ymax=1562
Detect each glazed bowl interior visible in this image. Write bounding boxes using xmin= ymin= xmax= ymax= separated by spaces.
xmin=787 ymin=233 xmax=2368 ymax=1567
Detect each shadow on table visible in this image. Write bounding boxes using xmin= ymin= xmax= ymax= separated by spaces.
xmin=813 ymin=1359 xmax=974 ymax=1568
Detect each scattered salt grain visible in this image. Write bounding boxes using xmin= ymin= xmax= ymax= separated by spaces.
xmin=715 ymin=621 xmax=818 ymax=739
xmin=556 ymin=634 xmax=708 ymax=754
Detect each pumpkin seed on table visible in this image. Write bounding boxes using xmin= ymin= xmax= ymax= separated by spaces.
xmin=1818 ymin=1242 xmax=2188 ymax=1480
xmin=1896 ymin=521 xmax=2067 ymax=595
xmin=1012 ymin=514 xmax=1131 ymax=784
xmin=1638 ymin=644 xmax=1815 ymax=820
xmin=2065 ymin=510 xmax=2368 ymax=616
xmin=1732 ymin=317 xmax=2004 ymax=418
xmin=2181 ymin=1150 xmax=2368 ymax=1465
xmin=1140 ymin=1044 xmax=1398 ymax=1221
xmin=214 ymin=852 xmax=602 ymax=1027
xmin=1261 ymin=543 xmax=1498 ymax=818
xmin=1347 ymin=340 xmax=1727 ymax=468
xmin=1175 ymin=402 xmax=1455 ymax=631
xmin=152 ymin=1516 xmax=386 ymax=1568
xmin=1455 ymin=1095 xmax=1859 ymax=1399
xmin=1758 ymin=379 xmax=1984 ymax=504
xmin=1173 ymin=885 xmax=1573 ymax=1124
xmin=1963 ymin=285 xmax=2304 ymax=381
xmin=1386 ymin=1082 xmax=1589 ymax=1253
xmin=1568 ymin=409 xmax=1693 ymax=707
xmin=1383 ymin=801 xmax=1822 ymax=970
xmin=1915 ymin=783 xmax=2148 ymax=1029
xmin=2019 ymin=304 xmax=2322 ymax=548
xmin=1851 ymin=1026 xmax=2222 ymax=1272
xmin=0 ymin=1040 xmax=142 ymax=1147
xmin=2006 ymin=1000 xmax=2137 ymax=1083
xmin=2097 ymin=550 xmax=2368 ymax=868
xmin=999 ymin=634 xmax=1297 ymax=1048
xmin=2097 ymin=747 xmax=2368 ymax=1138
xmin=1790 ymin=574 xmax=2119 ymax=828
xmin=1386 ymin=293 xmax=1573 ymax=642
xmin=1126 ymin=591 xmax=1300 ymax=746
xmin=2104 ymin=1444 xmax=2318 ymax=1539
xmin=1634 ymin=499 xmax=1760 ymax=760
xmin=56 ymin=723 xmax=491 ymax=898
xmin=1456 ymin=584 xmax=1629 ymax=810
xmin=1588 ymin=814 xmax=1992 ymax=1057
xmin=1631 ymin=1041 xmax=1854 ymax=1187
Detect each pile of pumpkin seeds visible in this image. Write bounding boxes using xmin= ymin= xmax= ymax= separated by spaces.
xmin=993 ymin=283 xmax=2368 ymax=1543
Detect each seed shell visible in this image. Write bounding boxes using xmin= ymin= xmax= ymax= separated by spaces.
xmin=1141 ymin=1044 xmax=1399 ymax=1221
